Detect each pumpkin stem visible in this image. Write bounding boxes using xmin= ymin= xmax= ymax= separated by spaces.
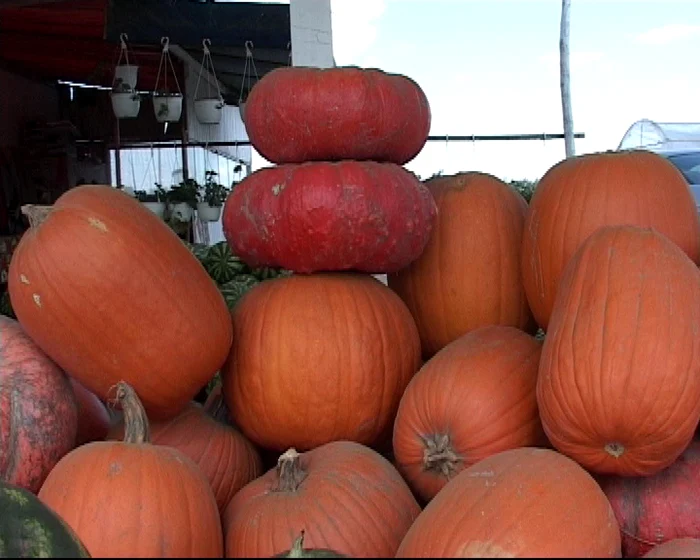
xmin=288 ymin=531 xmax=306 ymax=558
xmin=423 ymin=433 xmax=461 ymax=478
xmin=273 ymin=448 xmax=307 ymax=492
xmin=21 ymin=205 xmax=53 ymax=228
xmin=115 ymin=381 xmax=151 ymax=444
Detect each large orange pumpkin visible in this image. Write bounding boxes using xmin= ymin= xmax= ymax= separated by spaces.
xmin=392 ymin=325 xmax=546 ymax=502
xmin=537 ymin=225 xmax=700 ymax=476
xmin=388 ymin=171 xmax=534 ymax=358
xmin=222 ymin=273 xmax=421 ymax=452
xmin=522 ymin=149 xmax=700 ymax=330
xmin=38 ymin=382 xmax=223 ymax=558
xmin=396 ymin=447 xmax=621 ymax=558
xmin=107 ymin=395 xmax=262 ymax=515
xmin=8 ymin=186 xmax=233 ymax=419
xmin=223 ymin=441 xmax=421 ymax=558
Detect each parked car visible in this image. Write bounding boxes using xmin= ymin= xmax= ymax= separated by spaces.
xmin=659 ymin=150 xmax=700 ymax=212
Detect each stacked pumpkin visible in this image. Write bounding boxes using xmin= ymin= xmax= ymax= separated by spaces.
xmin=217 ymin=66 xmax=437 ymax=557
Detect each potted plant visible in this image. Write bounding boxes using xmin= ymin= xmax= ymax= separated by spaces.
xmin=194 ymin=96 xmax=225 ymax=125
xmin=134 ymin=184 xmax=167 ymax=218
xmin=114 ymin=64 xmax=139 ymax=91
xmin=110 ymin=79 xmax=141 ymax=119
xmin=197 ymin=171 xmax=230 ymax=222
xmin=167 ymin=179 xmax=198 ymax=222
xmin=153 ymin=92 xmax=183 ymax=123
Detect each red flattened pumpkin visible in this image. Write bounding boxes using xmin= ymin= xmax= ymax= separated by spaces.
xmin=223 ymin=441 xmax=421 ymax=558
xmin=222 ymin=161 xmax=437 ymax=274
xmin=392 ymin=325 xmax=546 ymax=502
xmin=522 ymin=149 xmax=700 ymax=330
xmin=396 ymin=447 xmax=621 ymax=558
xmin=8 ymin=186 xmax=233 ymax=420
xmin=243 ymin=66 xmax=431 ymax=165
xmin=38 ymin=383 xmax=224 ymax=558
xmin=0 ymin=316 xmax=77 ymax=493
xmin=388 ymin=171 xmax=534 ymax=358
xmin=537 ymin=225 xmax=700 ymax=476
xmin=222 ymin=273 xmax=422 ymax=452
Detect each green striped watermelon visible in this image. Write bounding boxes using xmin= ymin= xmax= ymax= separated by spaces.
xmin=182 ymin=240 xmax=211 ymax=264
xmin=205 ymin=242 xmax=247 ymax=284
xmin=0 ymin=481 xmax=90 ymax=558
xmin=218 ymin=275 xmax=260 ymax=310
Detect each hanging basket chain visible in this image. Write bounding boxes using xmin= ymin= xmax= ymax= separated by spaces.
xmin=238 ymin=40 xmax=260 ymax=106
xmin=113 ymin=33 xmax=132 ymax=88
xmin=154 ymin=37 xmax=182 ymax=96
xmin=194 ymin=38 xmax=223 ymax=102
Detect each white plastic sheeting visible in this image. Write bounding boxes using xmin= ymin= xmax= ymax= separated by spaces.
xmin=618 ymin=119 xmax=700 ymax=153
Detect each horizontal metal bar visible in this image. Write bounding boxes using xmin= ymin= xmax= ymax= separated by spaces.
xmin=427 ymin=133 xmax=586 ymax=142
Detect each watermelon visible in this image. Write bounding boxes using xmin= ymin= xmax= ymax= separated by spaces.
xmin=218 ymin=275 xmax=260 ymax=309
xmin=205 ymin=242 xmax=247 ymax=284
xmin=182 ymin=241 xmax=210 ymax=263
xmin=0 ymin=481 xmax=90 ymax=558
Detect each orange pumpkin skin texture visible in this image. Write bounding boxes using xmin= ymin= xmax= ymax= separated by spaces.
xmin=223 ymin=441 xmax=421 ymax=558
xmin=107 ymin=401 xmax=262 ymax=515
xmin=8 ymin=186 xmax=233 ymax=419
xmin=38 ymin=383 xmax=223 ymax=558
xmin=644 ymin=538 xmax=700 ymax=558
xmin=387 ymin=172 xmax=534 ymax=359
xmin=522 ymin=149 xmax=700 ymax=330
xmin=396 ymin=447 xmax=621 ymax=558
xmin=537 ymin=225 xmax=700 ymax=477
xmin=222 ymin=273 xmax=421 ymax=452
xmin=392 ymin=325 xmax=546 ymax=502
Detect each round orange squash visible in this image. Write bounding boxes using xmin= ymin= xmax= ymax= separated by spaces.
xmin=8 ymin=186 xmax=233 ymax=419
xmin=537 ymin=225 xmax=700 ymax=476
xmin=107 ymin=396 xmax=262 ymax=515
xmin=396 ymin=447 xmax=621 ymax=558
xmin=392 ymin=325 xmax=546 ymax=502
xmin=387 ymin=171 xmax=534 ymax=359
xmin=38 ymin=382 xmax=223 ymax=558
xmin=223 ymin=441 xmax=421 ymax=558
xmin=644 ymin=538 xmax=700 ymax=558
xmin=222 ymin=273 xmax=421 ymax=452
xmin=522 ymin=149 xmax=700 ymax=330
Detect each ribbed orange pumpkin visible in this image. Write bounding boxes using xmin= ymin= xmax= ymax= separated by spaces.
xmin=223 ymin=273 xmax=421 ymax=452
xmin=38 ymin=383 xmax=223 ymax=558
xmin=537 ymin=225 xmax=700 ymax=476
xmin=223 ymin=441 xmax=421 ymax=558
xmin=522 ymin=149 xmax=700 ymax=330
xmin=107 ymin=396 xmax=262 ymax=514
xmin=388 ymin=171 xmax=534 ymax=358
xmin=392 ymin=325 xmax=546 ymax=502
xmin=396 ymin=447 xmax=621 ymax=558
xmin=8 ymin=186 xmax=233 ymax=419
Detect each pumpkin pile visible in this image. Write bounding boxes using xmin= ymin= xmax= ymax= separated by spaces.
xmin=3 ymin=63 xmax=700 ymax=559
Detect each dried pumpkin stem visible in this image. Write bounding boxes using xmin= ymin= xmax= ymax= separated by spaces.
xmin=423 ymin=433 xmax=461 ymax=478
xmin=273 ymin=448 xmax=307 ymax=492
xmin=21 ymin=205 xmax=53 ymax=228
xmin=115 ymin=381 xmax=151 ymax=444
xmin=288 ymin=531 xmax=306 ymax=558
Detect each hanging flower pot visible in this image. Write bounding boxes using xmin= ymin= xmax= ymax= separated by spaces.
xmin=194 ymin=98 xmax=225 ymax=125
xmin=239 ymin=101 xmax=247 ymax=124
xmin=153 ymin=93 xmax=183 ymax=123
xmin=196 ymin=201 xmax=222 ymax=222
xmin=142 ymin=201 xmax=166 ymax=219
xmin=110 ymin=91 xmax=141 ymax=119
xmin=114 ymin=64 xmax=139 ymax=91
xmin=170 ymin=202 xmax=193 ymax=222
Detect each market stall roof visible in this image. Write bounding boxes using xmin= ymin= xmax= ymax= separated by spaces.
xmin=618 ymin=119 xmax=700 ymax=153
xmin=0 ymin=0 xmax=291 ymax=100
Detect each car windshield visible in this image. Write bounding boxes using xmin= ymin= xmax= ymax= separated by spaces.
xmin=667 ymin=152 xmax=700 ymax=185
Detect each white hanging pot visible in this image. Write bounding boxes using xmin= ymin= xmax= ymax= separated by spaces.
xmin=114 ymin=64 xmax=139 ymax=90
xmin=142 ymin=201 xmax=166 ymax=219
xmin=110 ymin=92 xmax=141 ymax=119
xmin=194 ymin=98 xmax=224 ymax=125
xmin=197 ymin=202 xmax=222 ymax=222
xmin=153 ymin=94 xmax=183 ymax=123
xmin=170 ymin=202 xmax=193 ymax=222
xmin=239 ymin=101 xmax=246 ymax=123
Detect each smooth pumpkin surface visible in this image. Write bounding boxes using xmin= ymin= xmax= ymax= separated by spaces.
xmin=393 ymin=325 xmax=546 ymax=502
xmin=222 ymin=161 xmax=437 ymax=274
xmin=0 ymin=481 xmax=90 ymax=558
xmin=537 ymin=225 xmax=700 ymax=476
xmin=38 ymin=383 xmax=223 ymax=558
xmin=388 ymin=171 xmax=534 ymax=359
xmin=0 ymin=316 xmax=77 ymax=493
xmin=522 ymin=149 xmax=700 ymax=330
xmin=8 ymin=186 xmax=233 ymax=419
xmin=224 ymin=441 xmax=421 ymax=558
xmin=223 ymin=273 xmax=421 ymax=452
xmin=107 ymin=399 xmax=262 ymax=515
xmin=243 ymin=66 xmax=430 ymax=165
xmin=396 ymin=447 xmax=621 ymax=558
xmin=644 ymin=538 xmax=700 ymax=558
xmin=598 ymin=440 xmax=700 ymax=558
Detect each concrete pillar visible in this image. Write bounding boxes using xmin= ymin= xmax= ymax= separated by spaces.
xmin=289 ymin=0 xmax=335 ymax=68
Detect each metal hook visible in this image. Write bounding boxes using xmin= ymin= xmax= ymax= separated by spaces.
xmin=202 ymin=38 xmax=211 ymax=55
xmin=120 ymin=33 xmax=128 ymax=50
xmin=161 ymin=36 xmax=170 ymax=52
xmin=244 ymin=40 xmax=254 ymax=57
